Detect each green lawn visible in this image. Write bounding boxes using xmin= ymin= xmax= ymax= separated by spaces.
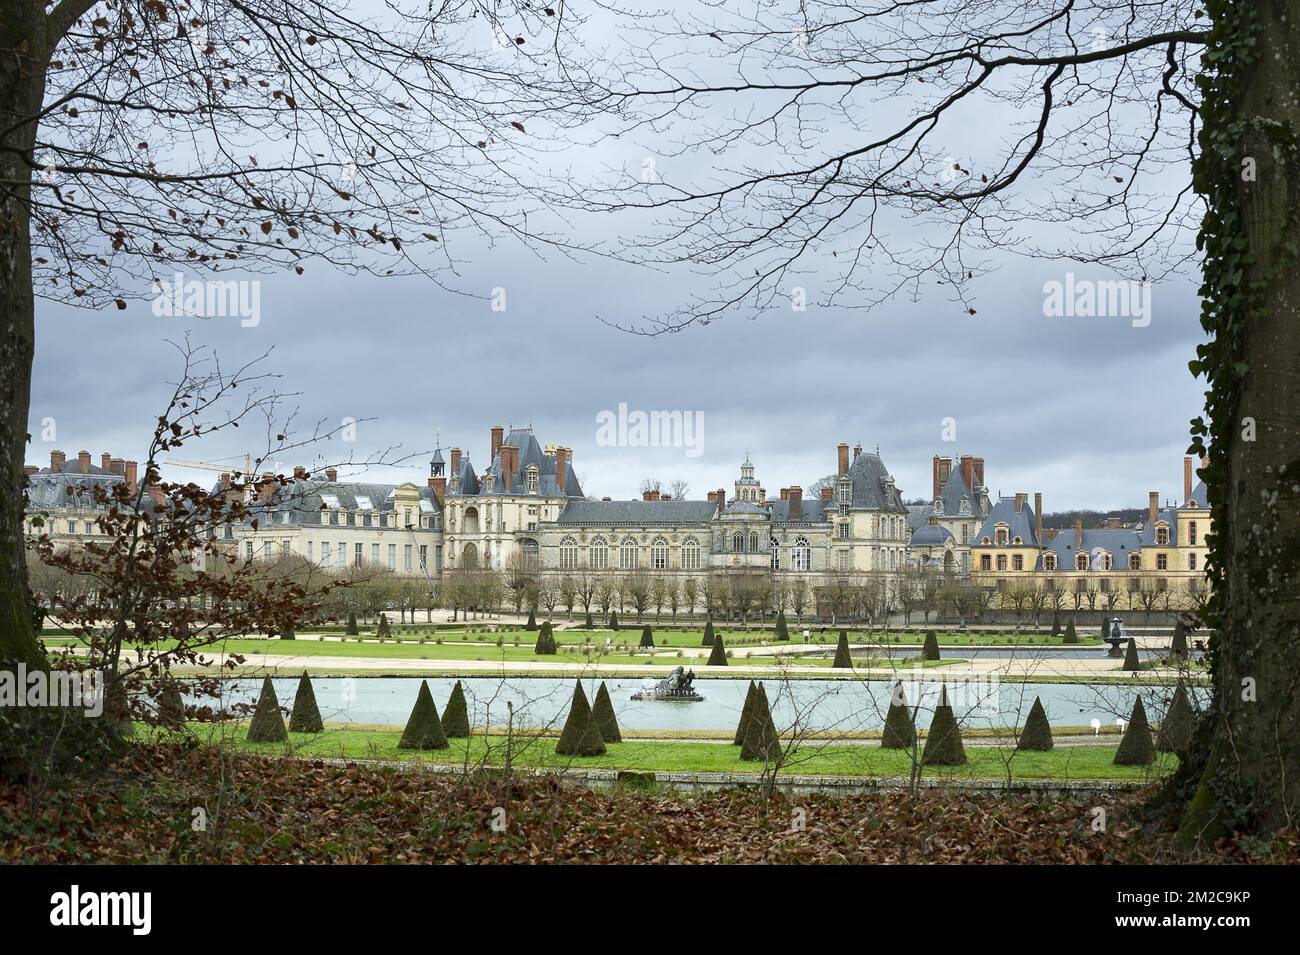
xmin=190 ymin=724 xmax=1175 ymax=782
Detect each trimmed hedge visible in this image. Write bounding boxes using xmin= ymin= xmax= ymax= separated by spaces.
xmin=397 ymin=680 xmax=449 ymax=750
xmin=555 ymin=682 xmax=606 ymax=756
xmin=702 ymin=618 xmax=716 ymax=647
xmin=921 ymin=630 xmax=941 ymax=661
xmin=707 ymin=634 xmax=728 ymax=666
xmin=288 ymin=672 xmax=324 ymax=733
xmin=592 ymin=681 xmax=622 ymax=744
xmin=1063 ymin=618 xmax=1079 ymax=644
xmin=921 ymin=686 xmax=966 ymax=765
xmin=832 ymin=631 xmax=853 ymax=669
xmin=733 ymin=681 xmax=757 ymax=746
xmin=740 ymin=684 xmax=780 ymax=763
xmin=880 ymin=682 xmax=915 ymax=750
xmin=1157 ymin=681 xmax=1194 ymax=754
xmin=639 ymin=626 xmax=654 ymax=648
xmin=609 ymin=611 xmax=620 ymax=631
xmin=1122 ymin=637 xmax=1141 ymax=671
xmin=247 ymin=676 xmax=288 ymax=743
xmin=1170 ymin=620 xmax=1189 ymax=658
xmin=442 ymin=680 xmax=470 ymax=738
xmin=1017 ymin=696 xmax=1053 ymax=751
xmin=534 ymin=621 xmax=557 ymax=655
xmin=774 ymin=611 xmax=789 ymax=641
xmin=1114 ymin=695 xmax=1154 ymax=765
xmin=525 ymin=610 xmax=537 ymax=631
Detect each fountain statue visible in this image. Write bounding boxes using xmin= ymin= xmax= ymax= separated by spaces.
xmin=630 ymin=665 xmax=704 ymax=702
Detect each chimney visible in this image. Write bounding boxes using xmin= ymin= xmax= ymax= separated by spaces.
xmin=1014 ymin=491 xmax=1026 ymax=513
xmin=820 ymin=486 xmax=833 ymax=500
xmin=430 ymin=476 xmax=446 ymax=507
xmin=1046 ymin=527 xmax=1059 ymax=542
xmin=837 ymin=443 xmax=849 ymax=478
xmin=1073 ymin=519 xmax=1083 ymax=549
xmin=258 ymin=472 xmax=277 ymax=503
xmin=109 ymin=457 xmax=125 ymax=476
xmin=50 ymin=449 xmax=65 ymax=471
xmin=642 ymin=490 xmax=653 ymax=501
xmin=779 ymin=488 xmax=789 ymax=501
xmin=853 ymin=444 xmax=862 ymax=461
xmin=77 ymin=451 xmax=90 ymax=473
xmin=490 ymin=426 xmax=504 ymax=462
xmin=758 ymin=487 xmax=766 ymax=503
xmin=707 ymin=490 xmax=718 ymax=504
xmin=961 ymin=455 xmax=975 ymax=492
xmin=123 ymin=461 xmax=138 ymax=494
xmin=101 ymin=452 xmax=111 ymax=471
xmin=449 ymin=448 xmax=461 ymax=477
xmin=788 ymin=486 xmax=802 ymax=521
xmin=292 ymin=466 xmax=306 ymax=480
xmin=933 ymin=455 xmax=952 ymax=498
xmin=220 ymin=472 xmax=231 ymax=490
xmin=1148 ymin=491 xmax=1159 ymax=525
xmin=661 ymin=494 xmax=671 ymax=501
xmin=555 ymin=447 xmax=568 ymax=494
xmin=1034 ymin=492 xmax=1043 ymax=543
xmin=325 ymin=468 xmax=338 ymax=482
xmin=23 ymin=465 xmax=37 ymax=477
xmin=1183 ymin=456 xmax=1194 ymax=504
xmin=932 ymin=456 xmax=942 ymax=499
xmin=147 ymin=481 xmax=166 ymax=508
xmin=717 ymin=488 xmax=726 ymax=515
xmin=501 ymin=459 xmax=511 ymax=493
xmin=973 ymin=457 xmax=985 ymax=488
xmin=1108 ymin=516 xmax=1121 ymax=529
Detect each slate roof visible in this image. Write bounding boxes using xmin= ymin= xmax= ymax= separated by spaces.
xmin=845 ymin=452 xmax=909 ymax=512
xmin=1183 ymin=481 xmax=1207 ymax=509
xmin=25 ymin=469 xmax=126 ymax=510
xmin=1138 ymin=507 xmax=1179 ymax=546
xmin=971 ymin=496 xmax=1040 ymax=547
xmin=233 ymin=477 xmax=441 ymax=526
xmin=910 ymin=523 xmax=954 ymax=546
xmin=456 ymin=428 xmax=582 ymax=499
xmin=1040 ymin=526 xmax=1143 ymax=570
xmin=556 ymin=499 xmax=718 ymax=526
xmin=933 ymin=466 xmax=984 ymax=518
xmin=769 ymin=498 xmax=832 ymax=524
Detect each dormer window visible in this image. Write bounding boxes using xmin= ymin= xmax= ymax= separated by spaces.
xmin=1012 ymin=536 xmax=1022 ymax=545
xmin=933 ymin=497 xmax=944 ymax=515
xmin=959 ymin=497 xmax=971 ymax=516
xmin=1044 ymin=554 xmax=1057 ymax=571
xmin=995 ymin=525 xmax=1009 ymax=546
xmin=838 ymin=480 xmax=852 ymax=504
xmin=1155 ymin=525 xmax=1170 ymax=546
xmin=526 ymin=465 xmax=539 ymax=494
xmin=1076 ymin=552 xmax=1088 ymax=570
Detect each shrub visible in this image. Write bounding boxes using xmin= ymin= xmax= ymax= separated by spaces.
xmin=1050 ymin=616 xmax=1061 ymax=639
xmin=707 ymin=634 xmax=728 ymax=666
xmin=702 ymin=618 xmax=716 ymax=647
xmin=397 ymin=681 xmax=449 ymax=750
xmin=345 ymin=612 xmax=358 ymax=635
xmin=535 ymin=621 xmax=557 ymax=655
xmin=774 ymin=611 xmax=789 ymax=641
xmin=1157 ymin=681 xmax=1194 ymax=754
xmin=247 ymin=676 xmax=288 ymax=743
xmin=609 ymin=611 xmax=620 ymax=631
xmin=280 ymin=629 xmax=295 ymax=641
xmin=921 ymin=630 xmax=941 ymax=661
xmin=376 ymin=614 xmax=391 ymax=639
xmin=740 ymin=684 xmax=780 ymax=762
xmin=1122 ymin=637 xmax=1141 ymax=671
xmin=733 ymin=682 xmax=757 ymax=745
xmin=639 ymin=626 xmax=654 ymax=648
xmin=921 ymin=687 xmax=966 ymax=765
xmin=1114 ymin=695 xmax=1155 ymax=765
xmin=1063 ymin=619 xmax=1080 ymax=644
xmin=525 ymin=609 xmax=537 ymax=631
xmin=592 ymin=681 xmax=622 ymax=744
xmin=832 ymin=631 xmax=853 ymax=669
xmin=1017 ymin=696 xmax=1053 ymax=751
xmin=1170 ymin=620 xmax=1189 ymax=658
xmin=288 ymin=672 xmax=324 ymax=733
xmin=555 ymin=682 xmax=606 ymax=756
xmin=442 ymin=680 xmax=470 ymax=738
xmin=880 ymin=682 xmax=915 ymax=749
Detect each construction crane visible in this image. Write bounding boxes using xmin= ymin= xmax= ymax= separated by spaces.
xmin=165 ymin=455 xmax=257 ymax=477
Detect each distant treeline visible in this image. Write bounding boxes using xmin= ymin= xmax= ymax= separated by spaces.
xmin=1043 ymin=508 xmax=1147 ymax=529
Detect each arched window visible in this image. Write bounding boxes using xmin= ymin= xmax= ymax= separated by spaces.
xmin=791 ymin=537 xmax=811 ymax=572
xmin=732 ymin=531 xmax=745 ymax=553
xmin=559 ymin=536 xmax=578 ymax=571
xmin=620 ymin=537 xmax=638 ymax=570
xmin=650 ymin=537 xmax=669 ymax=570
xmin=749 ymin=530 xmax=760 ymax=553
xmin=462 ymin=506 xmax=480 ymax=536
xmin=461 ymin=542 xmax=479 ymax=569
xmin=770 ymin=537 xmax=780 ymax=570
xmin=682 ymin=536 xmax=701 ymax=571
xmin=590 ymin=536 xmax=608 ymax=570
xmin=520 ymin=538 xmax=539 ymax=567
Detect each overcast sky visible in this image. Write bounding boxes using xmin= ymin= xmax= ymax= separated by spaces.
xmin=27 ymin=1 xmax=1207 ymax=513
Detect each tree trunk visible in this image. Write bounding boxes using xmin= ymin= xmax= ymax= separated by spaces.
xmin=1179 ymin=0 xmax=1300 ymax=844
xmin=0 ymin=5 xmax=50 ymax=670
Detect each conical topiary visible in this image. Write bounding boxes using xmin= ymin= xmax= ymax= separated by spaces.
xmin=639 ymin=625 xmax=654 ymax=648
xmin=345 ymin=611 xmax=359 ymax=635
xmin=555 ymin=682 xmax=606 ymax=756
xmin=707 ymin=633 xmax=728 ymax=666
xmin=1157 ymin=682 xmax=1195 ymax=754
xmin=535 ymin=621 xmax=557 ymax=655
xmin=376 ymin=613 xmax=391 ymax=639
xmin=591 ymin=681 xmax=622 ymax=744
xmin=1050 ymin=615 xmax=1061 ymax=639
xmin=1170 ymin=620 xmax=1189 ymax=658
xmin=1122 ymin=637 xmax=1141 ymax=671
xmin=442 ymin=680 xmax=470 ymax=738
xmin=774 ymin=611 xmax=789 ymax=641
xmin=740 ymin=684 xmax=780 ymax=762
xmin=1114 ymin=695 xmax=1154 ymax=765
xmin=921 ymin=686 xmax=966 ymax=765
xmin=281 ymin=628 xmax=296 ymax=640
xmin=247 ymin=676 xmax=288 ymax=743
xmin=525 ymin=609 xmax=537 ymax=631
xmin=397 ymin=680 xmax=449 ymax=750
xmin=1017 ymin=696 xmax=1053 ymax=751
xmin=831 ymin=630 xmax=853 ymax=668
xmin=733 ymin=681 xmax=757 ymax=745
xmin=921 ymin=630 xmax=941 ymax=661
xmin=157 ymin=682 xmax=186 ymax=730
xmin=880 ymin=682 xmax=916 ymax=750
xmin=288 ymin=671 xmax=323 ymax=733
xmin=702 ymin=618 xmax=716 ymax=647
xmin=609 ymin=611 xmax=620 ymax=630
xmin=1063 ymin=618 xmax=1079 ymax=644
